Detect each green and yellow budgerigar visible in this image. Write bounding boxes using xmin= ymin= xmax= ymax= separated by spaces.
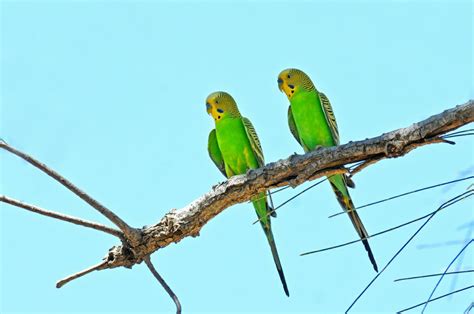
xmin=206 ymin=91 xmax=289 ymax=296
xmin=277 ymin=68 xmax=378 ymax=272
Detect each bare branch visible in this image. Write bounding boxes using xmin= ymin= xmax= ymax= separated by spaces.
xmin=0 ymin=140 xmax=141 ymax=245
xmin=102 ymin=100 xmax=473 ymax=269
xmin=302 ymin=190 xmax=473 ymax=256
xmin=328 ymin=175 xmax=474 ymax=218
xmin=3 ymin=101 xmax=473 ymax=282
xmin=253 ymin=177 xmax=329 ymax=224
xmin=465 ymin=302 xmax=474 ymax=314
xmin=345 ymin=189 xmax=473 ymax=313
xmin=398 ymin=285 xmax=474 ymax=313
xmin=143 ymin=256 xmax=182 ymax=314
xmin=394 ymin=269 xmax=474 ymax=282
xmin=421 ymin=239 xmax=473 ymax=313
xmin=0 ymin=195 xmax=123 ymax=238
xmin=348 ymin=157 xmax=383 ymax=178
xmin=56 ymin=260 xmax=108 ymax=288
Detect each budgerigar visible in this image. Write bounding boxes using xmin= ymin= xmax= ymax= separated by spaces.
xmin=277 ymin=68 xmax=378 ymax=272
xmin=206 ymin=91 xmax=290 ymax=296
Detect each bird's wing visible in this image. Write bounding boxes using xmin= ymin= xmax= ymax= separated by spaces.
xmin=207 ymin=129 xmax=227 ymax=177
xmin=319 ymin=92 xmax=355 ymax=186
xmin=287 ymin=105 xmax=302 ymax=146
xmin=242 ymin=117 xmax=265 ymax=167
xmin=319 ymin=92 xmax=340 ymax=145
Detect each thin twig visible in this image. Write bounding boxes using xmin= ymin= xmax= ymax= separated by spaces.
xmin=0 ymin=195 xmax=123 ymax=238
xmin=450 ymin=226 xmax=474 ymax=294
xmin=56 ymin=260 xmax=108 ymax=288
xmin=443 ymin=128 xmax=474 ymax=136
xmin=252 ymin=177 xmax=328 ymax=224
xmin=328 ymin=175 xmax=474 ymax=218
xmin=349 ymin=157 xmax=383 ymax=178
xmin=0 ymin=141 xmax=140 ymax=245
xmin=250 ymin=167 xmax=347 ymax=206
xmin=303 ymin=190 xmax=474 ymax=255
xmin=443 ymin=132 xmax=474 ymax=139
xmin=254 ymin=159 xmax=364 ymax=211
xmin=465 ymin=302 xmax=474 ymax=314
xmin=421 ymin=239 xmax=473 ymax=313
xmin=301 ymin=210 xmax=433 ymax=256
xmin=394 ymin=269 xmax=474 ymax=282
xmin=250 ymin=161 xmax=363 ymax=210
xmin=397 ymin=285 xmax=474 ymax=313
xmin=143 ymin=255 xmax=182 ymax=314
xmin=345 ymin=190 xmax=473 ymax=313
xmin=442 ymin=128 xmax=474 ymax=139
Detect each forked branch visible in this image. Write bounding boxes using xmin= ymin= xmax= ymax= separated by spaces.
xmin=0 ymin=195 xmax=122 ymax=238
xmin=1 ymin=100 xmax=473 ymax=299
xmin=0 ymin=140 xmax=141 ymax=246
xmin=103 ymin=100 xmax=473 ymax=269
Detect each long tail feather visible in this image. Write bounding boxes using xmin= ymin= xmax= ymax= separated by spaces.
xmin=329 ymin=177 xmax=378 ymax=272
xmin=263 ymin=226 xmax=290 ymax=296
xmin=347 ymin=207 xmax=378 ymax=272
xmin=254 ymin=193 xmax=289 ymax=296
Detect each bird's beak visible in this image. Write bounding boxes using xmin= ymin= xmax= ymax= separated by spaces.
xmin=277 ymin=78 xmax=284 ymax=92
xmin=206 ymin=102 xmax=212 ymax=115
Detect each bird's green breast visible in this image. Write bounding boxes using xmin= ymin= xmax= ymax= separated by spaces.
xmin=215 ymin=117 xmax=259 ymax=175
xmin=290 ymin=90 xmax=335 ymax=151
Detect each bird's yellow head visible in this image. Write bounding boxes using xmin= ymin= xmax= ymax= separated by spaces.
xmin=277 ymin=68 xmax=315 ymax=100
xmin=206 ymin=91 xmax=241 ymax=121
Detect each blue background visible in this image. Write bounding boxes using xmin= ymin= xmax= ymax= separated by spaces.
xmin=1 ymin=0 xmax=472 ymax=313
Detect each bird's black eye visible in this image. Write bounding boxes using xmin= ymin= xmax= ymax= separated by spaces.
xmin=287 ymin=74 xmax=291 ymax=79
xmin=215 ymin=100 xmax=219 ymax=104
xmin=217 ymin=108 xmax=224 ymax=113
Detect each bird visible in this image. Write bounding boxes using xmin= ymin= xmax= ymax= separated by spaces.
xmin=277 ymin=68 xmax=378 ymax=272
xmin=206 ymin=91 xmax=290 ymax=296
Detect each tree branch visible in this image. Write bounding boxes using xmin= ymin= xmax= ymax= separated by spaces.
xmin=97 ymin=100 xmax=472 ymax=269
xmin=0 ymin=140 xmax=141 ymax=246
xmin=394 ymin=269 xmax=474 ymax=282
xmin=56 ymin=260 xmax=108 ymax=288
xmin=2 ymin=100 xmax=473 ymax=283
xmin=144 ymin=256 xmax=182 ymax=314
xmin=397 ymin=285 xmax=474 ymax=313
xmin=0 ymin=195 xmax=123 ymax=238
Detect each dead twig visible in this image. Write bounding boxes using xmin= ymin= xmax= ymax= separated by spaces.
xmin=421 ymin=239 xmax=473 ymax=313
xmin=56 ymin=260 xmax=109 ymax=288
xmin=0 ymin=195 xmax=123 ymax=238
xmin=394 ymin=269 xmax=474 ymax=282
xmin=144 ymin=256 xmax=182 ymax=314
xmin=0 ymin=140 xmax=141 ymax=246
xmin=328 ymin=175 xmax=474 ymax=218
xmin=397 ymin=285 xmax=474 ymax=313
xmin=345 ymin=189 xmax=474 ymax=313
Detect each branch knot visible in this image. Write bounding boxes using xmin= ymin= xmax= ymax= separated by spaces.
xmin=385 ymin=141 xmax=406 ymax=157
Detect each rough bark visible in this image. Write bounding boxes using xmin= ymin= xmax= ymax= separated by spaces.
xmin=99 ymin=100 xmax=473 ymax=269
xmin=1 ymin=100 xmax=473 ymax=288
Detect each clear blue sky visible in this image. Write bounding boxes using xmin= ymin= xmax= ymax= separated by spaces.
xmin=1 ymin=0 xmax=472 ymax=313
